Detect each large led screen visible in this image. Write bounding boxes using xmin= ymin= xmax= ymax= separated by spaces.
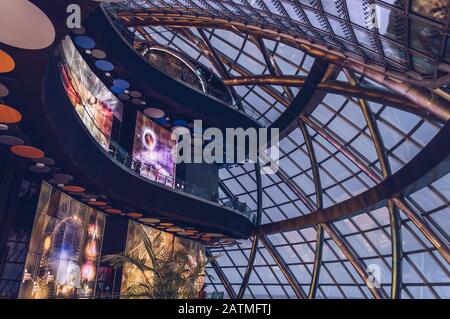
xmin=132 ymin=112 xmax=176 ymax=187
xmin=59 ymin=36 xmax=122 ymax=150
xmin=120 ymin=221 xmax=205 ymax=299
xmin=18 ymin=182 xmax=106 ymax=299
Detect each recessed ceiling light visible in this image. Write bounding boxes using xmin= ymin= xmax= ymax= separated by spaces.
xmin=36 ymin=163 xmax=45 ymax=168
xmin=0 ymin=124 xmax=8 ymax=131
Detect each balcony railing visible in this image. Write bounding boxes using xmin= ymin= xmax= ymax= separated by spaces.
xmin=104 ymin=4 xmax=270 ymax=128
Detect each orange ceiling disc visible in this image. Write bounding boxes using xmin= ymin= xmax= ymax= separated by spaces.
xmin=90 ymin=201 xmax=107 ymax=206
xmin=139 ymin=218 xmax=160 ymax=223
xmin=62 ymin=185 xmax=85 ymax=193
xmin=160 ymin=223 xmax=174 ymax=227
xmin=127 ymin=212 xmax=143 ymax=218
xmin=166 ymin=227 xmax=184 ymax=233
xmin=203 ymin=233 xmax=224 ymax=238
xmin=0 ymin=49 xmax=15 ymax=73
xmin=178 ymin=231 xmax=196 ymax=236
xmin=0 ymin=104 xmax=22 ymax=124
xmin=10 ymin=145 xmax=44 ymax=159
xmin=105 ymin=208 xmax=122 ymax=214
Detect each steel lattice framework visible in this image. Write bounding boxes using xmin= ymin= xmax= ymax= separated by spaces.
xmin=109 ymin=0 xmax=450 ymax=299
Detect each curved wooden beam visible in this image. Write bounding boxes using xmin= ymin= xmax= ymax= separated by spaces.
xmin=222 ymin=75 xmax=430 ymax=119
xmin=260 ymin=120 xmax=450 ymax=243
xmin=117 ymin=9 xmax=450 ymax=122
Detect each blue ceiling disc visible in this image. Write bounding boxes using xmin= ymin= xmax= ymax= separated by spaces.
xmin=113 ymin=79 xmax=130 ymax=89
xmin=154 ymin=117 xmax=167 ymax=125
xmin=95 ymin=60 xmax=114 ymax=72
xmin=74 ymin=36 xmax=95 ymax=49
xmin=110 ymin=85 xmax=124 ymax=94
xmin=173 ymin=119 xmax=188 ymax=126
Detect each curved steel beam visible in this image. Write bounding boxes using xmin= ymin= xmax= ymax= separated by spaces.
xmin=253 ymin=37 xmax=296 ymax=101
xmin=195 ymin=28 xmax=245 ymax=111
xmin=259 ymin=234 xmax=306 ymax=299
xmin=237 ymin=162 xmax=263 ymax=299
xmin=344 ymin=69 xmax=402 ymax=299
xmin=298 ymin=120 xmax=324 ymax=299
xmin=222 ymin=75 xmax=428 ymax=119
xmin=116 ymin=10 xmax=450 ymax=122
xmin=280 ymin=120 xmax=384 ymax=299
xmin=260 ymin=120 xmax=450 ymax=243
xmin=302 ymin=116 xmax=450 ymax=265
xmin=206 ymin=249 xmax=237 ymax=299
xmin=269 ymin=60 xmax=329 ymax=133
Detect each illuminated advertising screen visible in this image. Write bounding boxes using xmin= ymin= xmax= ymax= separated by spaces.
xmin=121 ymin=221 xmax=205 ymax=299
xmin=132 ymin=112 xmax=176 ymax=187
xmin=18 ymin=182 xmax=106 ymax=299
xmin=59 ymin=36 xmax=122 ymax=150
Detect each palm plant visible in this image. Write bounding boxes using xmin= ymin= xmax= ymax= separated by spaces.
xmin=102 ymin=226 xmax=213 ymax=299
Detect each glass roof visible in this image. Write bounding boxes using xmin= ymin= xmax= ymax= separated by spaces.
xmin=110 ymin=0 xmax=450 ymax=299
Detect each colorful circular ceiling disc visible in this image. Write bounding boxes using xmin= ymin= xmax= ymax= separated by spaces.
xmin=172 ymin=126 xmax=190 ymax=135
xmin=95 ymin=60 xmax=114 ymax=72
xmin=52 ymin=173 xmax=73 ymax=181
xmin=91 ymin=49 xmax=106 ymax=59
xmin=118 ymin=93 xmax=130 ymax=101
xmin=90 ymin=201 xmax=107 ymax=206
xmin=130 ymin=91 xmax=142 ymax=98
xmin=127 ymin=212 xmax=143 ymax=218
xmin=0 ymin=135 xmax=24 ymax=146
xmin=166 ymin=227 xmax=184 ymax=233
xmin=203 ymin=233 xmax=224 ymax=238
xmin=33 ymin=157 xmax=55 ymax=166
xmin=0 ymin=0 xmax=55 ymax=49
xmin=62 ymin=185 xmax=86 ymax=193
xmin=160 ymin=223 xmax=174 ymax=227
xmin=74 ymin=36 xmax=96 ymax=49
xmin=178 ymin=231 xmax=196 ymax=236
xmin=0 ymin=104 xmax=22 ymax=124
xmin=0 ymin=50 xmax=15 ymax=73
xmin=110 ymin=85 xmax=124 ymax=94
xmin=105 ymin=208 xmax=122 ymax=214
xmin=173 ymin=119 xmax=188 ymax=126
xmin=11 ymin=145 xmax=44 ymax=159
xmin=0 ymin=83 xmax=9 ymax=97
xmin=144 ymin=108 xmax=165 ymax=119
xmin=139 ymin=218 xmax=161 ymax=223
xmin=71 ymin=27 xmax=86 ymax=35
xmin=29 ymin=165 xmax=51 ymax=173
xmin=113 ymin=79 xmax=130 ymax=89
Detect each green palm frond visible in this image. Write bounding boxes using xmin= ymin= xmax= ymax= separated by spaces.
xmin=105 ymin=225 xmax=216 ymax=299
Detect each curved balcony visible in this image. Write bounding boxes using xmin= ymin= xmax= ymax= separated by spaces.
xmin=41 ymin=52 xmax=256 ymax=239
xmin=82 ymin=5 xmax=266 ymax=130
